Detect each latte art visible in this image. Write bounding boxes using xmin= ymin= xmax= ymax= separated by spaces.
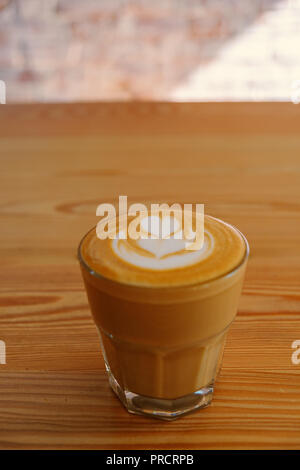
xmin=111 ymin=214 xmax=210 ymax=270
xmin=80 ymin=214 xmax=246 ymax=288
xmin=112 ymin=229 xmax=214 ymax=271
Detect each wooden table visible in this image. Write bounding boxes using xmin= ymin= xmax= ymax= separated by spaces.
xmin=1 ymin=102 xmax=300 ymax=450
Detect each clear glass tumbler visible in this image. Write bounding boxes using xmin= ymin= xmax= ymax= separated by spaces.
xmin=78 ymin=223 xmax=249 ymax=420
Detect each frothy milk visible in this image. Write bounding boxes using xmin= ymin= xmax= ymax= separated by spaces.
xmin=81 ymin=214 xmax=246 ymax=287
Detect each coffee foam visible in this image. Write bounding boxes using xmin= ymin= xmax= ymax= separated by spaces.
xmin=111 ymin=212 xmax=212 ymax=270
xmin=80 ymin=214 xmax=246 ymax=288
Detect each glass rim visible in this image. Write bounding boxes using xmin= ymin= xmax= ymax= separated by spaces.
xmin=77 ymin=214 xmax=250 ymax=292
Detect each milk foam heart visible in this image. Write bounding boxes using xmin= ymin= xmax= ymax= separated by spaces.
xmin=111 ymin=214 xmax=211 ymax=270
xmin=111 ymin=230 xmax=213 ymax=270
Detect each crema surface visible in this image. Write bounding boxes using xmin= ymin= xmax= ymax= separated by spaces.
xmin=80 ymin=214 xmax=246 ymax=288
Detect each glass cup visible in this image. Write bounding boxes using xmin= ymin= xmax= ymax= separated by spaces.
xmin=78 ymin=221 xmax=249 ymax=420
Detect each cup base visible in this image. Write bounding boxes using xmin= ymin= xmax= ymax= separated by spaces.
xmin=108 ymin=370 xmax=214 ymax=421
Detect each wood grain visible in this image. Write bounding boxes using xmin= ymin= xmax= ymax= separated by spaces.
xmin=0 ymin=102 xmax=300 ymax=449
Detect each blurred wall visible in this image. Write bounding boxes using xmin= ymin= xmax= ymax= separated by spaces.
xmin=0 ymin=0 xmax=298 ymax=102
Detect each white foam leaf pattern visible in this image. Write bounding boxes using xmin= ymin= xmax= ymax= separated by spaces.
xmin=111 ymin=213 xmax=214 ymax=271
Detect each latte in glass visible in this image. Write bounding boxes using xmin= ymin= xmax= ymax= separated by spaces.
xmin=78 ymin=211 xmax=249 ymax=420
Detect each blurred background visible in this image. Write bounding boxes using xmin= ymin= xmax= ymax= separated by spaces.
xmin=0 ymin=0 xmax=299 ymax=103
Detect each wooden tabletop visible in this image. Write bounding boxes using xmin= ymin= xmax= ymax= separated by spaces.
xmin=1 ymin=102 xmax=300 ymax=450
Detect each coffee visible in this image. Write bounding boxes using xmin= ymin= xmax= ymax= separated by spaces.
xmin=79 ymin=213 xmax=249 ymax=419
